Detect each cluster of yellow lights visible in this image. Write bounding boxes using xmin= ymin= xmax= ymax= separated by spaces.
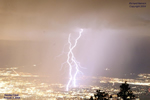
xmin=0 ymin=67 xmax=149 ymax=99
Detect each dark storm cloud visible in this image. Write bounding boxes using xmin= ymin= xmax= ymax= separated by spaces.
xmin=0 ymin=0 xmax=150 ymax=40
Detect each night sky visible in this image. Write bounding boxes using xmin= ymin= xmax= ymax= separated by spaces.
xmin=0 ymin=0 xmax=150 ymax=83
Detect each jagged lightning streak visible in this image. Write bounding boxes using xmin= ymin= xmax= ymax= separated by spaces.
xmin=66 ymin=29 xmax=83 ymax=91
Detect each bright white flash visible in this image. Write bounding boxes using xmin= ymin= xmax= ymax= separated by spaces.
xmin=66 ymin=29 xmax=83 ymax=91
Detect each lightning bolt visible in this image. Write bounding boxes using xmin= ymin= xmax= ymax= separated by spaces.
xmin=66 ymin=29 xmax=83 ymax=91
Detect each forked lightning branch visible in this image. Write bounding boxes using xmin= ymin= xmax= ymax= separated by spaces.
xmin=66 ymin=29 xmax=83 ymax=91
xmin=57 ymin=29 xmax=84 ymax=91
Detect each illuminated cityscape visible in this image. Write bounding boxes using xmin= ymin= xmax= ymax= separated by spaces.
xmin=0 ymin=67 xmax=149 ymax=99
